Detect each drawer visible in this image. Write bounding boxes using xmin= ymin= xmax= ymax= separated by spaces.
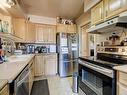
xmin=119 ymin=83 xmax=127 ymax=95
xmin=119 ymin=72 xmax=127 ymax=86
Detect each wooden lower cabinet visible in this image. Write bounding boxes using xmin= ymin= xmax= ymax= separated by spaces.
xmin=34 ymin=54 xmax=57 ymax=76
xmin=34 ymin=55 xmax=44 ymax=76
xmin=117 ymin=71 xmax=127 ymax=95
xmin=44 ymin=54 xmax=57 ymax=76
xmin=29 ymin=59 xmax=35 ymax=95
xmin=0 ymin=85 xmax=9 ymax=95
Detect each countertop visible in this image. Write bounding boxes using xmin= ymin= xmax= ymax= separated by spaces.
xmin=0 ymin=54 xmax=35 ymax=83
xmin=113 ymin=65 xmax=127 ymax=73
xmin=0 ymin=80 xmax=7 ymax=90
xmin=35 ymin=53 xmax=57 ymax=55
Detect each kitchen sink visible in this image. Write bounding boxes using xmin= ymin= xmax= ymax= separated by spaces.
xmin=7 ymin=55 xmax=30 ymax=63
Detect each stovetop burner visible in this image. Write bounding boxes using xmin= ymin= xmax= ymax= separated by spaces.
xmin=79 ymin=56 xmax=118 ymax=69
xmin=79 ymin=46 xmax=127 ymax=69
xmin=79 ymin=53 xmax=127 ymax=69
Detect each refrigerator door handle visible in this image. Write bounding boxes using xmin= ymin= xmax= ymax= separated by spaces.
xmin=63 ymin=60 xmax=76 ymax=62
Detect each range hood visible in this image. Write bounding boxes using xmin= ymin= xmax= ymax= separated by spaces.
xmin=88 ymin=12 xmax=127 ymax=33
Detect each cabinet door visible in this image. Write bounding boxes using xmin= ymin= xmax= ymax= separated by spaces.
xmin=29 ymin=60 xmax=34 ymax=94
xmin=105 ymin=0 xmax=127 ymax=19
xmin=36 ymin=24 xmax=46 ymax=42
xmin=45 ymin=59 xmax=56 ymax=75
xmin=43 ymin=27 xmax=49 ymax=43
xmin=26 ymin=22 xmax=36 ymax=42
xmin=0 ymin=85 xmax=9 ymax=95
xmin=57 ymin=24 xmax=67 ymax=33
xmin=13 ymin=18 xmax=26 ymax=40
xmin=91 ymin=1 xmax=103 ymax=25
xmin=29 ymin=67 xmax=33 ymax=94
xmin=80 ymin=24 xmax=90 ymax=56
xmin=47 ymin=25 xmax=56 ymax=43
xmin=67 ymin=25 xmax=76 ymax=33
xmin=34 ymin=55 xmax=44 ymax=76
xmin=118 ymin=83 xmax=127 ymax=95
xmin=44 ymin=54 xmax=57 ymax=75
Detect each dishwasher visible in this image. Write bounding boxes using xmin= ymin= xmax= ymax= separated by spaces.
xmin=14 ymin=65 xmax=30 ymax=95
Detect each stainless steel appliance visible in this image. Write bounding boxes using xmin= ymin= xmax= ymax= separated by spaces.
xmin=26 ymin=45 xmax=35 ymax=54
xmin=40 ymin=46 xmax=49 ymax=53
xmin=35 ymin=46 xmax=50 ymax=53
xmin=88 ymin=11 xmax=127 ymax=33
xmin=78 ymin=46 xmax=127 ymax=95
xmin=15 ymin=65 xmax=30 ymax=95
xmin=57 ymin=33 xmax=78 ymax=77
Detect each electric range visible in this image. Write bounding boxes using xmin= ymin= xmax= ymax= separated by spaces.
xmin=78 ymin=46 xmax=127 ymax=95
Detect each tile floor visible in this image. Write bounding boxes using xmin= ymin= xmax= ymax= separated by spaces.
xmin=35 ymin=75 xmax=78 ymax=95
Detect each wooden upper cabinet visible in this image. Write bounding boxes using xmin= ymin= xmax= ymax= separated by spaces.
xmin=36 ymin=24 xmax=56 ymax=43
xmin=26 ymin=22 xmax=36 ymax=42
xmin=36 ymin=24 xmax=46 ymax=42
xmin=57 ymin=24 xmax=67 ymax=33
xmin=13 ymin=18 xmax=26 ymax=40
xmin=57 ymin=24 xmax=76 ymax=33
xmin=105 ymin=0 xmax=127 ymax=19
xmin=91 ymin=1 xmax=104 ymax=25
xmin=80 ymin=24 xmax=90 ymax=56
xmin=67 ymin=25 xmax=77 ymax=33
xmin=91 ymin=0 xmax=127 ymax=25
xmin=47 ymin=25 xmax=56 ymax=44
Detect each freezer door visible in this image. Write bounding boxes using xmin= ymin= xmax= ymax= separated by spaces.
xmin=60 ymin=53 xmax=71 ymax=61
xmin=68 ymin=33 xmax=78 ymax=59
xmin=59 ymin=61 xmax=73 ymax=77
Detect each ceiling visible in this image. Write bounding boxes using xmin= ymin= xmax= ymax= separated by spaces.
xmin=18 ymin=0 xmax=84 ymax=20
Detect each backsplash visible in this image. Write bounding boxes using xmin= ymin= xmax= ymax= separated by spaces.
xmin=15 ymin=43 xmax=56 ymax=54
xmin=96 ymin=28 xmax=127 ymax=46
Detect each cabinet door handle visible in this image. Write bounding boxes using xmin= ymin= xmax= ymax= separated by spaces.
xmin=106 ymin=10 xmax=108 ymax=17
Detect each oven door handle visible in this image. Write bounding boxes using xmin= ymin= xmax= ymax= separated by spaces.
xmin=17 ymin=71 xmax=30 ymax=87
xmin=79 ymin=61 xmax=113 ymax=78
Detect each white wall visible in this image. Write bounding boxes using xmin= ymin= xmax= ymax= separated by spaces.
xmin=27 ymin=15 xmax=57 ymax=25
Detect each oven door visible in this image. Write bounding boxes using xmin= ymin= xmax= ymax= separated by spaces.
xmin=15 ymin=68 xmax=30 ymax=95
xmin=78 ymin=61 xmax=116 ymax=95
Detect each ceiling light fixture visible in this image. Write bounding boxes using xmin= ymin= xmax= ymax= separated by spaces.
xmin=0 ymin=0 xmax=15 ymax=8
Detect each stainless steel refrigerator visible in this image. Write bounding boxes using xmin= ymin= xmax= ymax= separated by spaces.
xmin=57 ymin=33 xmax=78 ymax=77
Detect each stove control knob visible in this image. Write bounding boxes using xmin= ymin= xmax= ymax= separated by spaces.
xmin=122 ymin=49 xmax=125 ymax=52
xmin=97 ymin=48 xmax=100 ymax=51
xmin=101 ymin=48 xmax=104 ymax=52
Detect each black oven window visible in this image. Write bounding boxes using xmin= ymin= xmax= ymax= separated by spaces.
xmin=82 ymin=70 xmax=103 ymax=95
xmin=79 ymin=65 xmax=113 ymax=95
